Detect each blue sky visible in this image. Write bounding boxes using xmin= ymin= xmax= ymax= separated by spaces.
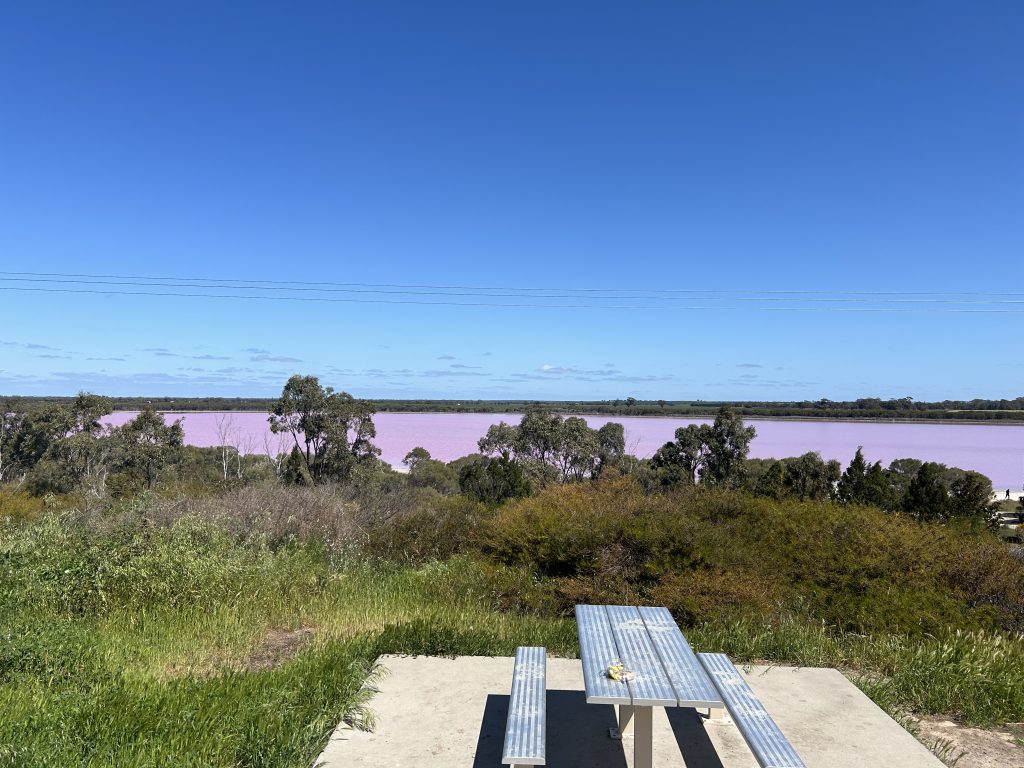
xmin=1 ymin=2 xmax=1022 ymax=400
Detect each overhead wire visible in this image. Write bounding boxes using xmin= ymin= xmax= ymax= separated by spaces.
xmin=4 ymin=284 xmax=1024 ymax=312
xmin=5 ymin=275 xmax=1024 ymax=304
xmin=2 ymin=269 xmax=1024 ymax=299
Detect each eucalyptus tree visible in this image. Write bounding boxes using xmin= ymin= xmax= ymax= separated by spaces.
xmin=458 ymin=455 xmax=531 ymax=505
xmin=478 ymin=421 xmax=517 ymax=460
xmin=555 ymin=416 xmax=600 ymax=481
xmin=781 ymin=452 xmax=841 ymax=501
xmin=753 ymin=460 xmax=788 ymax=499
xmin=651 ymin=424 xmax=714 ymax=485
xmin=703 ymin=407 xmax=757 ymax=485
xmin=650 ymin=407 xmax=756 ymax=487
xmin=402 ymin=446 xmax=431 ymax=470
xmin=886 ymin=458 xmax=923 ymax=499
xmin=108 ymin=407 xmax=185 ymax=490
xmin=268 ymin=375 xmax=380 ymax=483
xmin=514 ymin=407 xmax=564 ymax=467
xmin=595 ymin=421 xmax=626 ymax=475
xmin=3 ymin=392 xmax=113 ymax=487
xmin=408 ymin=458 xmax=460 ymax=495
xmin=29 ymin=430 xmax=114 ymax=496
xmin=477 ymin=406 xmax=625 ymax=483
xmin=948 ymin=470 xmax=995 ymax=522
xmin=5 ymin=404 xmax=75 ymax=478
xmin=0 ymin=402 xmax=25 ymax=483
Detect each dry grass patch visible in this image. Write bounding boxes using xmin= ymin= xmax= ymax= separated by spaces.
xmin=242 ymin=627 xmax=317 ymax=673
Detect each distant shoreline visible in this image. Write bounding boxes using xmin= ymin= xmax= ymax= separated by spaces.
xmin=14 ymin=394 xmax=1024 ymax=424
xmin=107 ymin=409 xmax=1024 ymax=426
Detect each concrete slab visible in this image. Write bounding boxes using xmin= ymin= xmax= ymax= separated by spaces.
xmin=316 ymin=655 xmax=943 ymax=768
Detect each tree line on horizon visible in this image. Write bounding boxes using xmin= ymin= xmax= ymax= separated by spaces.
xmin=1 ymin=375 xmax=1002 ymax=526
xmin=5 ymin=393 xmax=1024 ymax=421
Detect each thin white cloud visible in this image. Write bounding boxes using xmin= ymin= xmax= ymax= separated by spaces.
xmin=250 ymin=354 xmax=302 ymax=363
xmin=1 ymin=340 xmax=61 ymax=351
xmin=423 ymin=369 xmax=490 ymax=377
xmin=538 ymin=364 xmax=620 ymax=377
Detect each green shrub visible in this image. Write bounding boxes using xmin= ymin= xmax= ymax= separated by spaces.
xmin=939 ymin=540 xmax=1024 ymax=632
xmin=362 ymin=495 xmax=490 ymax=563
xmin=649 ymin=568 xmax=784 ymax=625
xmin=0 ymin=487 xmax=46 ymax=522
xmin=481 ymin=477 xmax=691 ymax=577
xmin=478 ymin=479 xmax=1024 ymax=636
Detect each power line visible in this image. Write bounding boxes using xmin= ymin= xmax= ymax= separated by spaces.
xmin=2 ymin=274 xmax=1024 ymax=307
xmin=5 ymin=285 xmax=1024 ymax=312
xmin=1 ymin=269 xmax=1023 ymax=299
xmin=5 ymin=276 xmax=1024 ymax=304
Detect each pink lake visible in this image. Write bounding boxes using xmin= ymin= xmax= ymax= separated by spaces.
xmin=102 ymin=411 xmax=1024 ymax=488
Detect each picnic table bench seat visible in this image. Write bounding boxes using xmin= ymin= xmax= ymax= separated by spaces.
xmin=698 ymin=652 xmax=806 ymax=768
xmin=502 ymin=646 xmax=546 ymax=767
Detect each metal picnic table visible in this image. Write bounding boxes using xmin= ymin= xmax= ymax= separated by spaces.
xmin=575 ymin=604 xmax=725 ymax=768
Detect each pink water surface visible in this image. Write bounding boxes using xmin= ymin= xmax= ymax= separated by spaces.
xmin=103 ymin=411 xmax=1024 ymax=488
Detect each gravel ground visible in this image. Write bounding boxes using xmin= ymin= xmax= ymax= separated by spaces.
xmin=913 ymin=717 xmax=1024 ymax=768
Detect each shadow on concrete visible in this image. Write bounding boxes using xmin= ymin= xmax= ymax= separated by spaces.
xmin=473 ymin=690 xmax=625 ymax=768
xmin=666 ymin=708 xmax=726 ymax=768
xmin=473 ymin=690 xmax=725 ymax=768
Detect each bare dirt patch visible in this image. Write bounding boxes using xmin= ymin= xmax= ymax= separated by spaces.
xmin=913 ymin=717 xmax=1024 ymax=768
xmin=240 ymin=627 xmax=316 ymax=673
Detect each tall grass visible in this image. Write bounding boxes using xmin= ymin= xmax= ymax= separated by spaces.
xmin=2 ymin=484 xmax=1023 ymax=767
xmin=0 ymin=516 xmax=577 ymax=768
xmin=690 ymin=617 xmax=1024 ymax=725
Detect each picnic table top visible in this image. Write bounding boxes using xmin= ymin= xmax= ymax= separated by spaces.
xmin=575 ymin=604 xmax=724 ymax=709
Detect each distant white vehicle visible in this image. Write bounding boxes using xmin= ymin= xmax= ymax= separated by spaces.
xmin=997 ymin=507 xmax=1022 ymax=542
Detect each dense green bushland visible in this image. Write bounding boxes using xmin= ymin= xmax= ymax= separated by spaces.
xmin=0 ymin=384 xmax=1001 ymax=530
xmin=476 ymin=480 xmax=1024 ymax=635
xmin=2 ymin=478 xmax=1022 ymax=767
xmin=2 ymin=380 xmax=1021 ymax=766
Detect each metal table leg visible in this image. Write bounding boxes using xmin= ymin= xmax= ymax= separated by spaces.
xmin=618 ymin=704 xmax=634 ymax=736
xmin=634 ymin=706 xmax=653 ymax=768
